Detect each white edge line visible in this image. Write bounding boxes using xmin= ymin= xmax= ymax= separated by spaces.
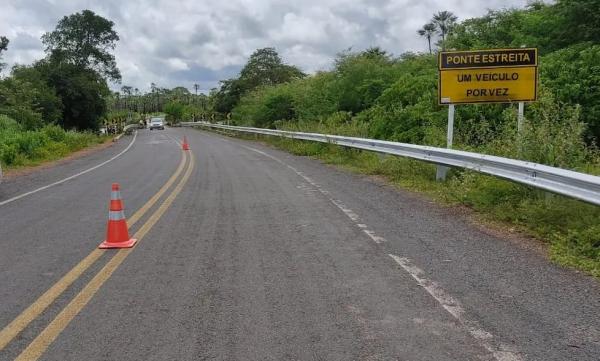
xmin=0 ymin=131 xmax=138 ymax=206
xmin=388 ymin=254 xmax=523 ymax=361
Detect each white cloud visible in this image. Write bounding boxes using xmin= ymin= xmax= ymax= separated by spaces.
xmin=166 ymin=58 xmax=189 ymax=71
xmin=0 ymin=0 xmax=532 ymax=93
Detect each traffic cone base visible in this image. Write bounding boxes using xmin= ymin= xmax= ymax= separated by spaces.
xmin=99 ymin=238 xmax=137 ymax=249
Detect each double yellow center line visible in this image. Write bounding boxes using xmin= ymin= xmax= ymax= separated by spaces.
xmin=0 ymin=148 xmax=194 ymax=360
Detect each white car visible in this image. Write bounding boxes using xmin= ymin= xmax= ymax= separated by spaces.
xmin=149 ymin=118 xmax=165 ymax=130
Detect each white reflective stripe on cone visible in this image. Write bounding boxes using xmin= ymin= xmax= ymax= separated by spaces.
xmin=108 ymin=210 xmax=125 ymax=221
xmin=110 ymin=191 xmax=121 ymax=200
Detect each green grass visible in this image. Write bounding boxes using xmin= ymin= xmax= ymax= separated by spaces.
xmin=0 ymin=123 xmax=109 ymax=170
xmin=230 ymin=132 xmax=600 ymax=277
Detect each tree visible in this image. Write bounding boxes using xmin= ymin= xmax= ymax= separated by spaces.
xmin=120 ymin=85 xmax=132 ymax=111
xmin=121 ymin=85 xmax=132 ymax=95
xmin=42 ymin=10 xmax=121 ymax=82
xmin=360 ymin=47 xmax=391 ymax=61
xmin=35 ymin=58 xmax=110 ymax=130
xmin=239 ymin=47 xmax=305 ymax=89
xmin=214 ymin=47 xmax=305 ymax=114
xmin=554 ymin=0 xmax=600 ymax=47
xmin=432 ymin=11 xmax=458 ymax=50
xmin=541 ymin=43 xmax=600 ymax=141
xmin=0 ymin=77 xmax=44 ymax=129
xmin=164 ymin=101 xmax=185 ymax=123
xmin=0 ymin=36 xmax=9 ymax=71
xmin=11 ymin=64 xmax=63 ymax=124
xmin=444 ymin=5 xmax=559 ymax=54
xmin=214 ymin=78 xmax=245 ymax=114
xmin=418 ymin=23 xmax=436 ymax=54
xmin=332 ymin=49 xmax=395 ymax=114
xmin=194 ymin=83 xmax=200 ymax=95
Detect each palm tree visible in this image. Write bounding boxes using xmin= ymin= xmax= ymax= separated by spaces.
xmin=120 ymin=86 xmax=132 ymax=111
xmin=418 ymin=23 xmax=436 ymax=54
xmin=432 ymin=11 xmax=458 ymax=50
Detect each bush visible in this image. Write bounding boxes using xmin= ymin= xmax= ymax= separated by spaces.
xmin=0 ymin=116 xmax=105 ymax=167
xmin=540 ymin=43 xmax=600 ymax=142
xmin=43 ymin=124 xmax=67 ymax=142
xmin=0 ymin=143 xmax=18 ymax=165
xmin=0 ymin=114 xmax=21 ymax=131
xmin=164 ymin=101 xmax=185 ymax=124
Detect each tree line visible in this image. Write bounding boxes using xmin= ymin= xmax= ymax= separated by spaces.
xmin=211 ymin=0 xmax=600 ymax=146
xmin=0 ymin=10 xmax=213 ymax=132
xmin=0 ymin=10 xmax=121 ymax=131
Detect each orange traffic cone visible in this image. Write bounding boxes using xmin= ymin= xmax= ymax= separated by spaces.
xmin=182 ymin=135 xmax=190 ymax=151
xmin=99 ymin=183 xmax=137 ymax=249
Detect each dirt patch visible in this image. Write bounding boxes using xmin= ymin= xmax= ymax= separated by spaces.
xmin=3 ymin=138 xmax=115 ymax=179
xmin=465 ymin=213 xmax=549 ymax=257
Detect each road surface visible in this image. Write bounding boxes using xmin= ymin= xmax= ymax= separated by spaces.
xmin=0 ymin=127 xmax=598 ymax=361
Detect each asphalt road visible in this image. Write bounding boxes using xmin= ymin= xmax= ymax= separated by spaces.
xmin=0 ymin=127 xmax=598 ymax=361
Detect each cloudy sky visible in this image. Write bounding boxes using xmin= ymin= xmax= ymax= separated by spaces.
xmin=1 ymin=0 xmax=531 ymax=93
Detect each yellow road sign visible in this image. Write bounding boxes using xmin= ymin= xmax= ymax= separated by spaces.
xmin=438 ymin=48 xmax=538 ymax=105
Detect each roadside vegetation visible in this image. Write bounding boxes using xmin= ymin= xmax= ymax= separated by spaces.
xmin=108 ymin=85 xmax=210 ymax=126
xmin=0 ymin=10 xmax=211 ymax=169
xmin=0 ymin=115 xmax=106 ymax=168
xmin=207 ymin=1 xmax=600 ymax=275
xmin=0 ymin=10 xmax=117 ymax=170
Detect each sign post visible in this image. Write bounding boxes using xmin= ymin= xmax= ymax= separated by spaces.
xmin=436 ymin=48 xmax=538 ymax=180
xmin=518 ymin=102 xmax=525 ymax=132
xmin=436 ymin=104 xmax=455 ymax=181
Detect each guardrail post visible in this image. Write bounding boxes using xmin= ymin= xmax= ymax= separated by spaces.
xmin=437 ymin=104 xmax=455 ymax=181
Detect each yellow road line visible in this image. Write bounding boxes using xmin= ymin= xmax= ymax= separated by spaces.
xmin=0 ymin=152 xmax=187 ymax=352
xmin=16 ymin=153 xmax=195 ymax=361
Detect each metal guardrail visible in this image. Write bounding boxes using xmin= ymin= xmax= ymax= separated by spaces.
xmin=181 ymin=121 xmax=600 ymax=206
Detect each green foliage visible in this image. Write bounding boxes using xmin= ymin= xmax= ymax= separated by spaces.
xmin=42 ymin=9 xmax=121 ymax=82
xmin=417 ymin=23 xmax=436 ymax=54
xmin=39 ymin=60 xmax=110 ymax=130
xmin=0 ymin=115 xmax=105 ymax=168
xmin=282 ymin=72 xmax=338 ymax=122
xmin=540 ymin=43 xmax=600 ymax=140
xmin=214 ymin=47 xmax=305 ymax=113
xmin=432 ymin=11 xmax=458 ymax=49
xmin=239 ymin=47 xmax=305 ymax=88
xmin=0 ymin=35 xmax=8 ymax=71
xmin=10 ymin=64 xmax=63 ymax=124
xmin=519 ymin=91 xmax=589 ymax=167
xmin=163 ymin=101 xmax=185 ymax=123
xmin=446 ymin=4 xmax=559 ymax=53
xmin=0 ymin=10 xmax=120 ymax=132
xmin=0 ymin=11 xmax=118 ymax=171
xmin=554 ymin=0 xmax=600 ymax=47
xmin=214 ymin=78 xmax=245 ymax=114
xmin=0 ymin=77 xmax=44 ymax=130
xmin=332 ymin=49 xmax=396 ymax=114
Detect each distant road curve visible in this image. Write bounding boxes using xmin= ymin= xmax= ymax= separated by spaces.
xmin=0 ymin=131 xmax=138 ymax=207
